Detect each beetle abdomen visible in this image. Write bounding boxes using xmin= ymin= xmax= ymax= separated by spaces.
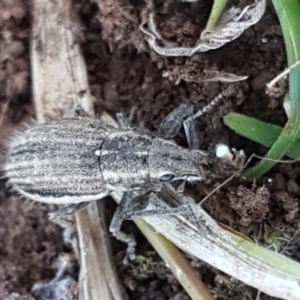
xmin=4 ymin=118 xmax=110 ymax=203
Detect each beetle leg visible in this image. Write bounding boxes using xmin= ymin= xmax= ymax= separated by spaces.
xmin=48 ymin=202 xmax=90 ymax=228
xmin=158 ymin=104 xmax=193 ymax=139
xmin=183 ymin=117 xmax=199 ymax=149
xmin=49 ymin=202 xmax=90 ymax=216
xmin=109 ymin=192 xmax=153 ymax=262
xmin=116 ymin=106 xmax=136 ymax=129
xmin=110 ymin=192 xmax=137 ymax=261
xmin=74 ymin=105 xmax=91 ymax=118
xmin=123 ymin=204 xmax=191 ymax=219
xmin=117 ymin=191 xmax=191 ymax=227
xmin=184 ymin=87 xmax=236 ymax=148
xmin=124 ymin=192 xmax=203 ymax=231
xmin=176 ymin=180 xmax=186 ymax=193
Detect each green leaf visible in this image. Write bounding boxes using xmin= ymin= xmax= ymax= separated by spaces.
xmin=238 ymin=0 xmax=300 ymax=177
xmin=205 ymin=0 xmax=228 ymax=30
xmin=224 ymin=113 xmax=300 ymax=159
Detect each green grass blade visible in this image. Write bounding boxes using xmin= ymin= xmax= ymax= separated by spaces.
xmin=205 ymin=0 xmax=228 ymax=30
xmin=241 ymin=0 xmax=300 ymax=177
xmin=224 ymin=113 xmax=300 ymax=159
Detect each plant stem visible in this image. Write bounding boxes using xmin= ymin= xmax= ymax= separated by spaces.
xmin=244 ymin=0 xmax=300 ymax=177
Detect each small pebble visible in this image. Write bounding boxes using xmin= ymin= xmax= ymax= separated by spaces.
xmin=7 ymin=40 xmax=25 ymax=58
xmin=215 ymin=143 xmax=233 ymax=161
xmin=10 ymin=7 xmax=26 ymax=20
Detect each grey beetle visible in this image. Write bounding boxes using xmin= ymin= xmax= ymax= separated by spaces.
xmin=4 ymin=109 xmax=207 ymax=203
xmin=4 ymin=89 xmax=232 ymax=258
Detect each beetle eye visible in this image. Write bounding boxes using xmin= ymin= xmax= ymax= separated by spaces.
xmin=159 ymin=173 xmax=175 ymax=182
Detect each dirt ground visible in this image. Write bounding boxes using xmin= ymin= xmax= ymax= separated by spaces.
xmin=0 ymin=0 xmax=299 ymax=299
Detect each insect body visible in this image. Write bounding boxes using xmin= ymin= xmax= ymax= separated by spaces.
xmin=3 ymin=90 xmax=230 ymax=259
xmin=4 ymin=115 xmax=207 ymax=205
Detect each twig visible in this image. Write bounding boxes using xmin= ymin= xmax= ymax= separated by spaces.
xmin=266 ymin=59 xmax=300 ymax=90
xmin=31 ymin=0 xmax=126 ymax=299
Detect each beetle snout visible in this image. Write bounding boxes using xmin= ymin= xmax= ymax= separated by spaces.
xmin=188 ymin=150 xmax=209 ymax=181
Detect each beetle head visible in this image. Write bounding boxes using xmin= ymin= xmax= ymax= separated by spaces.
xmin=148 ymin=137 xmax=208 ymax=190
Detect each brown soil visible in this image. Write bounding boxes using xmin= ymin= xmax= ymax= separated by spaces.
xmin=0 ymin=0 xmax=299 ymax=299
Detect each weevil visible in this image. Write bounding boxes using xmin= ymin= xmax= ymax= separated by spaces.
xmin=3 ymin=88 xmax=234 ymax=258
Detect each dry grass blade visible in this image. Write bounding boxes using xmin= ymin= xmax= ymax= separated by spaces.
xmin=31 ymin=0 xmax=93 ymax=121
xmin=31 ymin=0 xmax=126 ymax=299
xmin=112 ymin=184 xmax=300 ymax=300
xmin=102 ymin=111 xmax=214 ymax=300
xmin=130 ymin=219 xmax=214 ymax=300
xmin=141 ymin=0 xmax=266 ymax=57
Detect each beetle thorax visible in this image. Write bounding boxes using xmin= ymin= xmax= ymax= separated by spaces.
xmin=99 ymin=129 xmax=154 ymax=191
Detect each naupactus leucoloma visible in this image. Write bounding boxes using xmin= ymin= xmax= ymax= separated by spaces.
xmin=3 ymin=88 xmax=233 ymax=258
